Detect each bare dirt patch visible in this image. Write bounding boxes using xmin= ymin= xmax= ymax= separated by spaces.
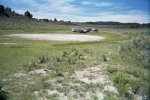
xmin=32 ymin=65 xmax=118 ymax=100
xmin=73 ymin=65 xmax=118 ymax=94
xmin=4 ymin=34 xmax=104 ymax=42
xmin=4 ymin=65 xmax=118 ymax=100
xmin=0 ymin=42 xmax=16 ymax=45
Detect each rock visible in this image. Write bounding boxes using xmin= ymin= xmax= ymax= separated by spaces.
xmin=96 ymin=91 xmax=104 ymax=100
xmin=13 ymin=72 xmax=27 ymax=78
xmin=103 ymin=85 xmax=119 ymax=94
xmin=28 ymin=69 xmax=50 ymax=76
xmin=79 ymin=56 xmax=89 ymax=60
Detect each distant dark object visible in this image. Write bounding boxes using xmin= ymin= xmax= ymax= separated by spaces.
xmin=12 ymin=11 xmax=15 ymax=13
xmin=72 ymin=28 xmax=86 ymax=33
xmin=0 ymin=5 xmax=9 ymax=17
xmin=0 ymin=5 xmax=5 ymax=14
xmin=43 ymin=19 xmax=49 ymax=22
xmin=5 ymin=7 xmax=11 ymax=12
xmin=72 ymin=28 xmax=98 ymax=33
xmin=60 ymin=20 xmax=64 ymax=22
xmin=54 ymin=18 xmax=57 ymax=22
xmin=72 ymin=28 xmax=78 ymax=32
xmin=86 ymin=28 xmax=92 ymax=32
xmin=82 ymin=29 xmax=89 ymax=33
xmin=91 ymin=28 xmax=98 ymax=32
xmin=78 ymin=29 xmax=86 ymax=33
xmin=24 ymin=11 xmax=32 ymax=18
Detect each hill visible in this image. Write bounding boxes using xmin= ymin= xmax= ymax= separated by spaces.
xmin=0 ymin=4 xmax=150 ymax=34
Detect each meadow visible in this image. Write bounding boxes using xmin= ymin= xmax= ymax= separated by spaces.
xmin=0 ymin=11 xmax=150 ymax=99
xmin=0 ymin=25 xmax=149 ymax=100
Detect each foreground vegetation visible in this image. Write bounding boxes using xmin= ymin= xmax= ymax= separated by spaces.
xmin=0 ymin=28 xmax=149 ymax=99
xmin=106 ymin=31 xmax=150 ymax=99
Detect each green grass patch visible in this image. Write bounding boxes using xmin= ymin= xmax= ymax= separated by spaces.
xmin=0 ymin=28 xmax=150 ymax=99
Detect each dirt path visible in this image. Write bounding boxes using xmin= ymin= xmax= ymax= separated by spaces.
xmin=4 ymin=34 xmax=104 ymax=41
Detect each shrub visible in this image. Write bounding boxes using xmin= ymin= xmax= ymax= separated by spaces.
xmin=102 ymin=55 xmax=107 ymax=61
xmin=61 ymin=48 xmax=87 ymax=64
xmin=111 ymin=73 xmax=130 ymax=96
xmin=140 ymin=82 xmax=150 ymax=95
xmin=24 ymin=11 xmax=32 ymax=18
xmin=116 ymin=83 xmax=129 ymax=97
xmin=0 ymin=5 xmax=5 ymax=14
xmin=67 ymin=56 xmax=77 ymax=64
xmin=62 ymin=51 xmax=68 ymax=57
xmin=54 ymin=18 xmax=57 ymax=22
xmin=56 ymin=56 xmax=64 ymax=62
xmin=104 ymin=92 xmax=119 ymax=100
xmin=55 ymin=69 xmax=64 ymax=77
xmin=106 ymin=66 xmax=118 ymax=74
xmin=38 ymin=55 xmax=50 ymax=63
xmin=23 ymin=60 xmax=39 ymax=72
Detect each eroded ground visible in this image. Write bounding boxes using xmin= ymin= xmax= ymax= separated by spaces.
xmin=3 ymin=64 xmax=119 ymax=100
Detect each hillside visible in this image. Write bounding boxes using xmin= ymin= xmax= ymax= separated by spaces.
xmin=0 ymin=5 xmax=77 ymax=33
xmin=0 ymin=5 xmax=150 ymax=34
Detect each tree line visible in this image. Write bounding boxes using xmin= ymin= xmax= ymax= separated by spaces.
xmin=86 ymin=21 xmax=150 ymax=28
xmin=0 ymin=5 xmax=67 ymax=22
xmin=0 ymin=5 xmax=33 ymax=19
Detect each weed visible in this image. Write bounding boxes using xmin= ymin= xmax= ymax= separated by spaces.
xmin=38 ymin=55 xmax=50 ymax=63
xmin=56 ymin=56 xmax=64 ymax=62
xmin=102 ymin=55 xmax=107 ymax=61
xmin=106 ymin=66 xmax=118 ymax=74
xmin=104 ymin=92 xmax=119 ymax=100
xmin=67 ymin=56 xmax=77 ymax=64
xmin=55 ymin=69 xmax=64 ymax=77
xmin=23 ymin=60 xmax=39 ymax=72
xmin=111 ymin=73 xmax=129 ymax=96
xmin=140 ymin=81 xmax=150 ymax=95
xmin=47 ymin=64 xmax=53 ymax=70
xmin=62 ymin=51 xmax=68 ymax=57
xmin=93 ymin=96 xmax=98 ymax=100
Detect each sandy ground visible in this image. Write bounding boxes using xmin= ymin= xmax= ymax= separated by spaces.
xmin=9 ymin=65 xmax=118 ymax=100
xmin=4 ymin=34 xmax=104 ymax=41
xmin=0 ymin=43 xmax=16 ymax=45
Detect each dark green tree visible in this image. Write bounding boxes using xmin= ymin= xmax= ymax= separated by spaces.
xmin=43 ymin=19 xmax=49 ymax=22
xmin=5 ymin=7 xmax=11 ymax=12
xmin=0 ymin=5 xmax=5 ymax=14
xmin=54 ymin=18 xmax=57 ymax=22
xmin=24 ymin=11 xmax=32 ymax=18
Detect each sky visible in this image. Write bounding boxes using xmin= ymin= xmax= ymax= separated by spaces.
xmin=1 ymin=0 xmax=150 ymax=23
